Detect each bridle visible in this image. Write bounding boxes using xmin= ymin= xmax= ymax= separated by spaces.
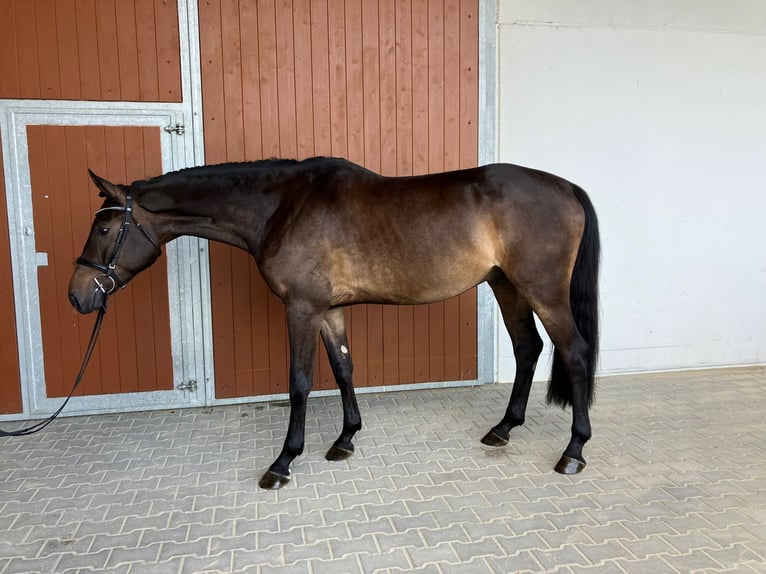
xmin=0 ymin=194 xmax=162 ymax=437
xmin=75 ymin=194 xmax=162 ymax=300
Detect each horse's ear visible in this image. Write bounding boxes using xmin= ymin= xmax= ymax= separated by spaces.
xmin=88 ymin=170 xmax=125 ymax=202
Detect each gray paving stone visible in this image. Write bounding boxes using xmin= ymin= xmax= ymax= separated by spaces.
xmin=0 ymin=367 xmax=765 ymax=573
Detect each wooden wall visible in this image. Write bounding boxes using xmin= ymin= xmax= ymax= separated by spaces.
xmin=199 ymin=0 xmax=479 ymax=397
xmin=0 ymin=141 xmax=22 ymax=414
xmin=0 ymin=0 xmax=181 ymax=101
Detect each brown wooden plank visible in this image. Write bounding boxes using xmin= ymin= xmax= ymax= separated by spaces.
xmin=293 ymin=0 xmax=314 ymax=159
xmin=115 ymin=0 xmax=140 ymax=102
xmin=210 ymin=245 xmax=236 ymax=398
xmin=232 ymin=252 xmax=255 ymax=396
xmin=310 ymin=0 xmax=332 ymax=157
xmin=428 ymin=301 xmax=446 ymax=382
xmin=327 ymin=0 xmax=348 ymax=158
xmin=257 ymin=0 xmax=281 ymax=158
xmin=378 ymin=0 xmax=396 ymax=177
xmin=27 ymin=126 xmax=63 ymax=397
xmin=35 ymin=0 xmax=61 ymax=99
xmin=459 ymin=290 xmax=477 ymax=379
xmin=443 ymin=0 xmax=461 ymax=171
xmin=267 ymin=293 xmax=288 ymax=395
xmin=75 ymin=0 xmax=102 ymax=100
xmin=361 ymin=0 xmax=381 ymax=172
xmin=395 ymin=0 xmax=413 ymax=176
xmin=154 ymin=0 xmax=182 ymax=102
xmin=55 ymin=0 xmax=83 ymax=100
xmin=460 ymin=0 xmax=479 ymax=168
xmin=240 ymin=0 xmax=263 ymax=160
xmin=96 ymin=0 xmax=120 ymax=100
xmin=275 ymin=0 xmax=297 ymax=159
xmin=344 ymin=0 xmax=365 ymax=165
xmin=0 ymin=138 xmax=22 ymax=414
xmin=249 ymin=264 xmax=272 ymax=394
xmin=220 ymin=0 xmax=245 ymax=162
xmin=366 ymin=304 xmax=384 ymax=387
xmin=443 ymin=295 xmax=461 ymax=380
xmin=412 ymin=0 xmax=429 ymax=175
xmin=135 ymin=0 xmax=160 ymax=101
xmin=428 ymin=0 xmax=445 ymax=173
xmin=349 ymin=306 xmax=368 ymax=387
xmin=15 ymin=0 xmax=41 ymax=98
xmin=0 ymin=2 xmax=21 ymax=98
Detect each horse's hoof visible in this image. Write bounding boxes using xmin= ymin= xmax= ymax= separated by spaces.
xmin=555 ymin=455 xmax=586 ymax=475
xmin=259 ymin=470 xmax=290 ymax=490
xmin=326 ymin=445 xmax=354 ymax=461
xmin=481 ymin=430 xmax=509 ymax=447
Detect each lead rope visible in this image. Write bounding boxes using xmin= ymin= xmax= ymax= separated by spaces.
xmin=0 ymin=302 xmax=108 ymax=437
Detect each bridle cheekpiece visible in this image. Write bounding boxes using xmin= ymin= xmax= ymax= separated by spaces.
xmin=76 ymin=194 xmax=161 ymax=299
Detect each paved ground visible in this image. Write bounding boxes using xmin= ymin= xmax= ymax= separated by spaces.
xmin=1 ymin=366 xmax=765 ymax=574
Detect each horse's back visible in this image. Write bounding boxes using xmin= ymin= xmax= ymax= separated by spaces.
xmin=259 ymin=162 xmax=585 ymax=306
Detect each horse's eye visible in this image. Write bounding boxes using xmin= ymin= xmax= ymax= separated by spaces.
xmin=98 ymin=227 xmax=110 ymax=236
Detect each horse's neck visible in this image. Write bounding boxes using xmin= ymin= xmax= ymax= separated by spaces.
xmin=147 ymin=173 xmax=280 ymax=253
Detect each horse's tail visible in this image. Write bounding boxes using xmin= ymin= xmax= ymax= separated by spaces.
xmin=547 ymin=183 xmax=601 ymax=408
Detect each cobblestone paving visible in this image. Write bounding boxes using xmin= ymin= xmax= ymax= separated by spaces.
xmin=1 ymin=367 xmax=765 ymax=573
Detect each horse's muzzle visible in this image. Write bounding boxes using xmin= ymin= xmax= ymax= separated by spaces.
xmin=68 ymin=288 xmax=103 ymax=315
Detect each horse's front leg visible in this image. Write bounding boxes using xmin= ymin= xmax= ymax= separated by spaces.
xmin=259 ymin=302 xmax=322 ymax=490
xmin=320 ymin=308 xmax=362 ymax=461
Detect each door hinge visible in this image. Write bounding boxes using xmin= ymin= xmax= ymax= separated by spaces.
xmin=177 ymin=380 xmax=198 ymax=392
xmin=164 ymin=123 xmax=185 ymax=136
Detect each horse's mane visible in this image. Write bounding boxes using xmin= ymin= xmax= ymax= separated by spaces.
xmin=129 ymin=157 xmax=368 ymax=190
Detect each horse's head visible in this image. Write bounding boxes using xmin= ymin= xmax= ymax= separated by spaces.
xmin=68 ymin=171 xmax=163 ymax=314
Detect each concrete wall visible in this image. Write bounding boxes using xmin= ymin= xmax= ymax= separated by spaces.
xmin=494 ymin=1 xmax=766 ymax=380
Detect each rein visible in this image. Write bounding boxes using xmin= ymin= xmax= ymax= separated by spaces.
xmin=0 ymin=195 xmax=160 ymax=438
xmin=0 ymin=306 xmax=107 ymax=437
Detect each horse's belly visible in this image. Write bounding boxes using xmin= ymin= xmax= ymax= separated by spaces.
xmin=332 ymin=260 xmax=490 ymax=306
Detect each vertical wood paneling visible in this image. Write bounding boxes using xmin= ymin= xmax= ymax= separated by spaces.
xmin=200 ymin=0 xmax=479 ymax=398
xmin=0 ymin=0 xmax=181 ymax=102
xmin=35 ymin=0 xmax=61 ymax=99
xmin=0 ymin=138 xmax=23 ymax=414
xmin=56 ymin=0 xmax=81 ymax=99
xmin=28 ymin=125 xmax=174 ymax=397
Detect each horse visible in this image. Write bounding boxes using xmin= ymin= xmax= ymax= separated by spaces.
xmin=68 ymin=157 xmax=600 ymax=490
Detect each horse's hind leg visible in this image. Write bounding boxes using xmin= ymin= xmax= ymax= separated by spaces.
xmin=481 ymin=274 xmax=543 ymax=447
xmin=534 ymin=300 xmax=593 ymax=474
xmin=320 ymin=308 xmax=362 ymax=461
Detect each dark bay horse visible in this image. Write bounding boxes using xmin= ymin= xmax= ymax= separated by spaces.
xmin=68 ymin=157 xmax=600 ymax=489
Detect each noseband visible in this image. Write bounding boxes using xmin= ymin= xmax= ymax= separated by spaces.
xmin=76 ymin=195 xmax=161 ymax=297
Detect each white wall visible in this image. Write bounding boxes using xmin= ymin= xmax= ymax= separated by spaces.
xmin=494 ymin=0 xmax=766 ymax=381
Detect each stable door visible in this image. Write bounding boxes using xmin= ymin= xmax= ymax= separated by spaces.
xmin=4 ymin=110 xmax=205 ymax=417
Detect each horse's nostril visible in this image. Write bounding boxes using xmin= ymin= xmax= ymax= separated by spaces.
xmin=69 ymin=292 xmax=82 ymax=313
